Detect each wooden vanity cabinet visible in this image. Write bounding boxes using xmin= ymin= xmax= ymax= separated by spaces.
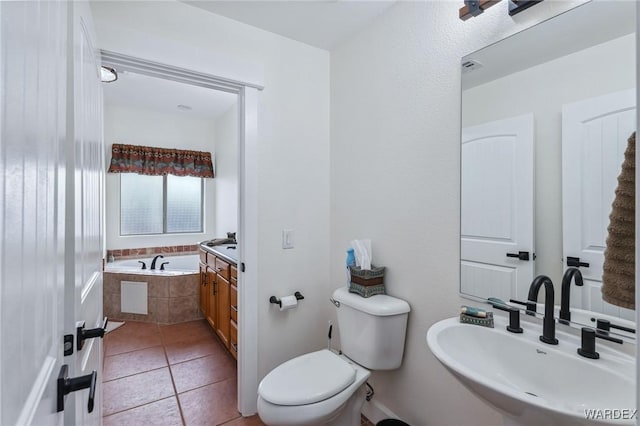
xmin=199 ymin=247 xmax=237 ymax=357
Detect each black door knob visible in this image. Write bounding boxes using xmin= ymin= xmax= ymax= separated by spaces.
xmin=77 ymin=317 xmax=108 ymax=351
xmin=567 ymin=256 xmax=590 ymax=268
xmin=57 ymin=365 xmax=97 ymax=413
xmin=506 ymin=251 xmax=530 ymax=261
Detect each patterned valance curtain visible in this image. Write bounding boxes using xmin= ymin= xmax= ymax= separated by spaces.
xmin=107 ymin=143 xmax=214 ymax=178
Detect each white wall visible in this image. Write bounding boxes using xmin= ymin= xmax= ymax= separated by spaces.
xmin=463 ymin=33 xmax=635 ymax=287
xmin=104 ymin=104 xmax=217 ymax=249
xmin=92 ymin=0 xmax=331 ymax=383
xmin=214 ymin=104 xmax=239 ymax=236
xmin=330 ymin=1 xmax=588 ymax=424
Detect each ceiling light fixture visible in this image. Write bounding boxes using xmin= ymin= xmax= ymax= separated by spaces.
xmin=459 ymin=0 xmax=542 ymax=21
xmin=100 ymin=66 xmax=118 ymax=83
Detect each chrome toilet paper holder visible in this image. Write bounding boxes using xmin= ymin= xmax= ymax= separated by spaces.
xmin=269 ymin=291 xmax=304 ymax=307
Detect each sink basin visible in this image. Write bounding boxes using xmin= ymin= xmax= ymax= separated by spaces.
xmin=427 ymin=315 xmax=635 ymax=425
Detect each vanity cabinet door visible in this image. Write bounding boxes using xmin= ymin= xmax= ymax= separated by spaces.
xmin=206 ymin=267 xmax=217 ymax=329
xmin=199 ymin=262 xmax=208 ymax=315
xmin=216 ymin=276 xmax=230 ymax=349
xmin=229 ymin=320 xmax=238 ymax=360
xmin=230 ymin=285 xmax=238 ymax=323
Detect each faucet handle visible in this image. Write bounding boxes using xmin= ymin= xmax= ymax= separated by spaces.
xmin=591 ymin=318 xmax=636 ymax=335
xmin=578 ymin=327 xmax=623 ymax=359
xmin=509 ymin=298 xmax=537 ymax=316
xmin=488 ymin=300 xmax=523 ymax=334
xmin=160 ymin=262 xmax=170 ymax=271
xmin=138 ymin=261 xmax=147 ymax=270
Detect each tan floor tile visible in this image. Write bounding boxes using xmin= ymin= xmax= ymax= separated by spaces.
xmin=220 ymin=414 xmax=266 ymax=426
xmin=103 ymin=346 xmax=168 ymax=381
xmin=179 ymin=379 xmax=238 ymax=426
xmin=105 ymin=333 xmax=163 ymax=357
xmin=103 ymin=397 xmax=183 ymax=426
xmin=171 ymin=353 xmax=237 ymax=393
xmin=105 ymin=321 xmax=162 ymax=356
xmin=160 ymin=319 xmax=215 ymax=345
xmin=103 ymin=367 xmax=175 ymax=416
xmin=165 ymin=336 xmax=227 ymax=365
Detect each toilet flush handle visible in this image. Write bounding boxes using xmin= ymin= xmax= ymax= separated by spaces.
xmin=329 ymin=298 xmax=340 ymax=308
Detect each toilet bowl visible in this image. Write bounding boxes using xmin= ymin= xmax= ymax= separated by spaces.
xmin=257 ymin=350 xmax=370 ymax=426
xmin=257 ymin=288 xmax=410 ymax=426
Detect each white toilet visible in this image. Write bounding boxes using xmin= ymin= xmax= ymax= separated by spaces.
xmin=257 ymin=287 xmax=411 ymax=426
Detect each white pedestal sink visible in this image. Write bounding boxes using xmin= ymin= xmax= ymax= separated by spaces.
xmin=427 ymin=315 xmax=635 ymax=425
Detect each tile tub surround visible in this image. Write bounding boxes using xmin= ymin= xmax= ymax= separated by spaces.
xmin=104 ymin=272 xmax=202 ymax=324
xmin=107 ymin=244 xmax=200 ymax=261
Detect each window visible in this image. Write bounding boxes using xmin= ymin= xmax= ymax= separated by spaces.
xmin=120 ymin=174 xmax=203 ymax=235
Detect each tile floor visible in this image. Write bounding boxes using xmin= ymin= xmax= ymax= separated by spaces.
xmin=102 ymin=319 xmax=264 ymax=426
xmin=103 ymin=319 xmax=375 ymax=426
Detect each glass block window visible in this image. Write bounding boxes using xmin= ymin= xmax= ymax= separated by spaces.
xmin=120 ymin=174 xmax=203 ymax=235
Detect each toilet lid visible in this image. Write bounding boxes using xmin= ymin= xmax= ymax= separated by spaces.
xmin=258 ymin=349 xmax=356 ymax=406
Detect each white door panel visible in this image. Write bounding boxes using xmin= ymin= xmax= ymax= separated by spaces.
xmin=562 ymin=89 xmax=635 ymax=316
xmin=66 ymin=2 xmax=104 ymax=424
xmin=1 ymin=2 xmax=103 ymax=424
xmin=0 ymin=1 xmax=67 ymax=424
xmin=461 ymin=114 xmax=535 ymax=301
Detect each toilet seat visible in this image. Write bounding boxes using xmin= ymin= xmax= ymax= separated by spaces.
xmin=258 ymin=350 xmax=356 ymax=406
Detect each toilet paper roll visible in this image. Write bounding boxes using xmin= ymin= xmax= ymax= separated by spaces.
xmin=279 ymin=295 xmax=298 ymax=311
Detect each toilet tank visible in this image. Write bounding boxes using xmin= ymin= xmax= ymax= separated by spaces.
xmin=332 ymin=287 xmax=410 ymax=370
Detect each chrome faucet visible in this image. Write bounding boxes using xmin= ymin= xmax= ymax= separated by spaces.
xmin=559 ymin=267 xmax=583 ymax=324
xmin=150 ymin=254 xmax=164 ymax=270
xmin=527 ymin=275 xmax=558 ymax=345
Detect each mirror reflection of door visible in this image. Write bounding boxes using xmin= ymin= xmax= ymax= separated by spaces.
xmin=562 ymin=88 xmax=636 ymax=320
xmin=461 ymin=114 xmax=534 ymax=302
xmin=459 ymin=0 xmax=636 ymax=326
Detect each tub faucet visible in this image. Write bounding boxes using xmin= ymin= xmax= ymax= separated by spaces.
xmin=527 ymin=275 xmax=558 ymax=345
xmin=559 ymin=267 xmax=583 ymax=325
xmin=150 ymin=255 xmax=164 ymax=270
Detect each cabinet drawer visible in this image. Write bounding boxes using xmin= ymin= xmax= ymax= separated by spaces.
xmin=215 ymin=258 xmax=230 ymax=280
xmin=199 ymin=249 xmax=207 ymax=264
xmin=230 ymin=320 xmax=238 ymax=360
xmin=206 ymin=253 xmax=217 ymax=269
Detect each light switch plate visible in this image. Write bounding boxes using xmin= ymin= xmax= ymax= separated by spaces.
xmin=282 ymin=229 xmax=294 ymax=249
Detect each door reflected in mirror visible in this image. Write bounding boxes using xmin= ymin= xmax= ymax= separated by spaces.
xmin=460 ymin=0 xmax=636 ymax=324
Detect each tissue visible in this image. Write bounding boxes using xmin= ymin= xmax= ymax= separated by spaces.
xmin=279 ymin=295 xmax=298 ymax=311
xmin=351 ymin=239 xmax=372 ymax=270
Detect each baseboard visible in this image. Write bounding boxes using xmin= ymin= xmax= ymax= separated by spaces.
xmin=362 ymin=399 xmax=402 ymax=424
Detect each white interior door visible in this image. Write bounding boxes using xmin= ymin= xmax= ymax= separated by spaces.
xmin=461 ymin=114 xmax=535 ymax=302
xmin=0 ymin=2 xmax=67 ymax=425
xmin=562 ymin=88 xmax=636 ymax=320
xmin=64 ymin=2 xmax=105 ymax=425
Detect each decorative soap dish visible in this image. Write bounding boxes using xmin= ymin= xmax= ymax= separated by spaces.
xmin=460 ymin=311 xmax=494 ymax=328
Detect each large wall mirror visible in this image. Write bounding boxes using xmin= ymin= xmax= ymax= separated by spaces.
xmin=460 ymin=1 xmax=636 ymax=324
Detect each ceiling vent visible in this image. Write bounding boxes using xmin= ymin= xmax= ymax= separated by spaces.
xmin=461 ymin=59 xmax=483 ymax=73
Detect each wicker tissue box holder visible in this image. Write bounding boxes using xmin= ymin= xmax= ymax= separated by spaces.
xmin=348 ymin=265 xmax=385 ymax=298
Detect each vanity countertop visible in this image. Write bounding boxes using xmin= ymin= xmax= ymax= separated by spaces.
xmin=200 ymin=242 xmax=238 ymax=264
